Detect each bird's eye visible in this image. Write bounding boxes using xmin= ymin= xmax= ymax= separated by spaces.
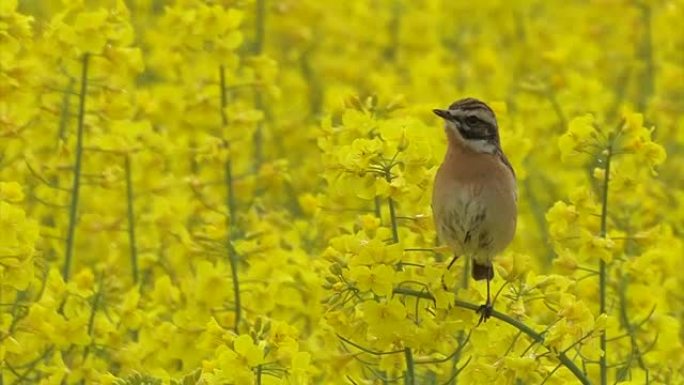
xmin=465 ymin=116 xmax=479 ymax=125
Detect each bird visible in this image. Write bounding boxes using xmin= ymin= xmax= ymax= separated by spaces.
xmin=431 ymin=97 xmax=517 ymax=324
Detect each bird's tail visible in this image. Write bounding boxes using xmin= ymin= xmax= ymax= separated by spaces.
xmin=472 ymin=262 xmax=493 ymax=281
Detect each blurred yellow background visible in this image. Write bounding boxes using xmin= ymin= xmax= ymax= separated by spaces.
xmin=1 ymin=0 xmax=683 ymax=384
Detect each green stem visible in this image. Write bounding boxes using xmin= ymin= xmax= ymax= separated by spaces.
xmin=225 ymin=163 xmax=241 ymax=334
xmin=388 ymin=197 xmax=399 ymax=243
xmin=374 ymin=196 xmax=382 ymax=219
xmin=8 ymin=347 xmax=53 ymax=385
xmin=220 ymin=66 xmax=241 ymax=333
xmin=252 ymin=0 xmax=266 ymax=170
xmin=5 ymin=292 xmax=26 ymax=337
xmin=599 ymin=142 xmax=612 ymax=385
xmin=253 ymin=0 xmax=265 ymax=54
xmin=253 ymin=97 xmax=264 ymax=171
xmin=636 ymin=2 xmax=654 ymax=112
xmin=392 ymin=288 xmax=592 ymax=385
xmin=404 ymin=348 xmax=415 ymax=385
xmin=547 ymin=88 xmax=567 ymax=131
xmin=442 ymin=357 xmax=471 ymax=385
xmin=125 ymin=155 xmax=139 ymax=284
xmin=220 ymin=65 xmax=230 ymax=127
xmin=385 ymin=168 xmax=411 ymax=383
xmin=220 ymin=67 xmax=237 ymax=228
xmin=385 ymin=170 xmax=399 ymax=244
xmin=62 ymin=53 xmax=89 ymax=282
xmin=616 ymin=274 xmax=647 ymax=382
xmin=56 ymin=78 xmax=74 ymax=142
xmin=449 ymin=337 xmax=463 ymax=385
xmin=384 ymin=0 xmax=401 ymax=61
xmin=337 ymin=334 xmax=404 ymax=356
xmin=299 ymin=48 xmax=322 ymax=118
xmin=82 ymin=273 xmax=104 ymax=362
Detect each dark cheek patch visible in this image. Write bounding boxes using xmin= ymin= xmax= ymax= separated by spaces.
xmin=458 ymin=123 xmax=493 ymax=141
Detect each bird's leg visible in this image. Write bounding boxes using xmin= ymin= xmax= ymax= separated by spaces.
xmin=476 ymin=278 xmax=493 ymax=325
xmin=441 ymin=254 xmax=460 ymax=290
xmin=447 ymin=254 xmax=459 ymax=270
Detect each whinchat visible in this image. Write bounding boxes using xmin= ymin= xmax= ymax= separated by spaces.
xmin=432 ymin=98 xmax=517 ymax=323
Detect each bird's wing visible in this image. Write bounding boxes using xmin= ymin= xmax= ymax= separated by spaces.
xmin=496 ymin=148 xmax=517 ymax=202
xmin=496 ymin=149 xmax=515 ymax=177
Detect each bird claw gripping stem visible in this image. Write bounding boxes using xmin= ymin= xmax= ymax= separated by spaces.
xmin=476 ymin=302 xmax=493 ymax=325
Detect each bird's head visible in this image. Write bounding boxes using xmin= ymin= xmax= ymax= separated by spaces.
xmin=433 ymin=98 xmax=500 ymax=154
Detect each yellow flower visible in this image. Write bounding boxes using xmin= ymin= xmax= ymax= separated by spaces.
xmin=622 ymin=111 xmax=644 ymax=135
xmin=640 ymin=141 xmax=666 ymax=169
xmin=496 ymin=252 xmax=531 ymax=282
xmin=421 ymin=265 xmax=455 ymax=309
xmin=291 ymin=351 xmax=312 ymax=376
xmin=558 ymin=294 xmax=595 ymax=334
xmin=461 ymin=361 xmax=498 ymax=383
xmin=559 ymin=114 xmax=597 ymax=163
xmin=545 ymin=319 xmax=570 ymax=350
xmin=552 ymin=249 xmax=578 ymax=275
xmin=503 ymin=356 xmax=537 ymax=377
xmin=378 ymin=352 xmax=405 ymax=374
xmin=341 ymin=138 xmax=384 ymax=170
xmin=194 ymin=260 xmax=231 ymax=308
xmin=120 ymin=287 xmax=143 ymax=330
xmin=353 ymin=238 xmax=403 ymax=265
xmin=357 ymin=213 xmax=381 ymax=233
xmin=212 ymin=346 xmax=252 ymax=384
xmin=70 ymin=10 xmax=110 ymax=53
xmin=580 ymin=337 xmax=602 ymax=361
xmin=150 ymin=275 xmax=180 ymax=307
xmin=592 ymin=167 xmax=605 ymax=180
xmin=37 ymin=350 xmax=69 ymax=385
xmin=579 ymin=230 xmax=614 ymax=263
xmin=348 ymin=264 xmax=395 ymax=297
xmin=233 ymin=334 xmax=265 ymax=368
xmin=298 ymin=193 xmax=320 ymax=216
xmin=0 ymin=201 xmax=39 ymax=290
xmin=546 ymin=201 xmax=579 ymax=239
xmin=0 ymin=182 xmax=24 ymax=202
xmin=362 ymin=298 xmax=410 ymax=342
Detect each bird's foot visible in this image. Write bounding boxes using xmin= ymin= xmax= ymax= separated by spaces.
xmin=476 ymin=302 xmax=493 ymax=325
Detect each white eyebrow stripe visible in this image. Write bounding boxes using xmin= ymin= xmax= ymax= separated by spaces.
xmin=448 ymin=108 xmax=497 ymax=128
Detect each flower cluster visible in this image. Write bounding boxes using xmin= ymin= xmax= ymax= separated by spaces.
xmin=2 ymin=0 xmax=683 ymax=384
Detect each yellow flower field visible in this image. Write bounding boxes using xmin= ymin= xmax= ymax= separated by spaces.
xmin=1 ymin=0 xmax=683 ymax=384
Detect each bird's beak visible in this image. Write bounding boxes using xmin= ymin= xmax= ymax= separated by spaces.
xmin=433 ymin=109 xmax=451 ymax=120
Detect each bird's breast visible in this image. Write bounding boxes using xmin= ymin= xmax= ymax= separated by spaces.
xmin=432 ymin=148 xmax=517 ymax=262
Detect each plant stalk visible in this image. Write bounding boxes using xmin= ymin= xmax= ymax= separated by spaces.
xmin=599 ymin=142 xmax=613 ymax=385
xmin=125 ymin=155 xmax=139 ymax=284
xmin=404 ymin=348 xmax=415 ymax=385
xmin=252 ymin=0 xmax=266 ymax=170
xmin=385 ymin=170 xmax=399 ymax=244
xmin=83 ymin=273 xmax=104 ymax=361
xmin=62 ymin=53 xmax=89 ymax=282
xmin=392 ymin=288 xmax=592 ymax=385
xmin=637 ymin=3 xmax=654 ymax=112
xmin=220 ymin=66 xmax=241 ymax=333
